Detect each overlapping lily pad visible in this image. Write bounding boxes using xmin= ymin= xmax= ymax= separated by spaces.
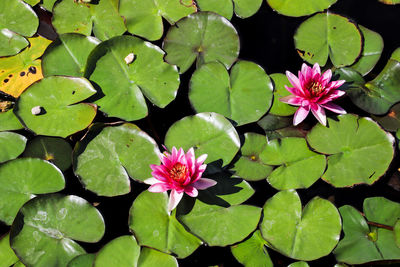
xmin=269 ymin=73 xmax=297 ymax=116
xmin=74 ymin=123 xmax=160 ymax=196
xmin=138 ymin=248 xmax=178 ymax=267
xmin=196 ymin=0 xmax=262 ymax=19
xmin=42 ymin=33 xmax=100 ymax=77
xmin=163 ymin=12 xmax=240 ymax=73
xmin=307 ymin=114 xmax=394 ymax=187
xmin=0 ymin=132 xmax=27 ymax=163
xmin=94 ymin=236 xmax=140 ymax=267
xmin=267 ymin=0 xmax=337 ymax=17
xmin=288 ymin=262 xmax=310 ymax=267
xmin=189 ymin=61 xmax=273 ymax=125
xmin=371 ymin=103 xmax=400 ymax=132
xmin=260 ymin=190 xmax=342 ymax=261
xmin=15 ymin=76 xmax=97 ymax=137
xmin=52 ymin=0 xmax=126 ymax=40
xmin=10 ymin=194 xmax=105 ymax=267
xmin=68 ymin=254 xmax=95 ymax=267
xmin=119 ymin=0 xmax=196 ymax=41
xmin=129 ymin=191 xmax=202 ymax=258
xmin=0 ymin=158 xmax=65 ymax=225
xmin=294 ymin=12 xmax=362 ymax=67
xmin=392 ymin=48 xmax=400 ymax=61
xmin=0 ymin=109 xmax=24 ymax=132
xmin=260 ymin=137 xmax=326 ymax=190
xmin=86 ymin=35 xmax=180 ymax=121
xmin=164 ymin=112 xmax=240 ymax=166
xmin=0 ymin=233 xmax=19 ymax=267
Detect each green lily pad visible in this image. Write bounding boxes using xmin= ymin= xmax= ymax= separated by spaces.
xmin=269 ymin=73 xmax=297 ymax=116
xmin=163 ymin=12 xmax=240 ymax=74
xmin=129 ymin=191 xmax=202 ymax=259
xmin=41 ymin=0 xmax=57 ymax=10
xmin=138 ymin=248 xmax=178 ymax=267
xmin=392 ymin=48 xmax=400 ymax=61
xmin=52 ymin=0 xmax=126 ymax=41
xmin=379 ymin=0 xmax=400 ymax=4
xmin=266 ymin=0 xmax=337 ymax=17
xmin=164 ymin=112 xmax=240 ymax=166
xmin=371 ymin=103 xmax=400 ymax=132
xmin=86 ymin=35 xmax=179 ymax=121
xmin=189 ymin=61 xmax=273 ymax=126
xmin=42 ymin=33 xmax=100 ymax=77
xmin=15 ymin=76 xmax=97 ymax=138
xmin=395 ymin=220 xmax=400 ymax=248
xmin=0 ymin=0 xmax=38 ymax=56
xmin=260 ymin=137 xmax=326 ymax=190
xmin=0 ymin=109 xmax=24 ymax=132
xmin=0 ymin=233 xmax=19 ymax=267
xmin=260 ymin=190 xmax=341 ymax=261
xmin=67 ymin=254 xmax=95 ymax=267
xmin=307 ymin=114 xmax=394 ymax=187
xmin=0 ymin=158 xmax=65 ymax=225
xmin=196 ymin=0 xmax=234 ymax=19
xmin=265 ymin=127 xmax=305 ymax=140
xmin=233 ymin=0 xmax=263 ymax=18
xmin=74 ymin=123 xmax=160 ymax=197
xmin=231 ymin=230 xmax=273 ymax=267
xmin=10 ymin=194 xmax=105 ymax=267
xmin=294 ymin=12 xmax=362 ymax=67
xmin=94 ymin=236 xmax=140 ymax=267
xmin=23 ymin=0 xmax=39 ymax=5
xmin=119 ymin=0 xmax=196 ymax=41
xmin=351 ymin=26 xmax=383 ymax=76
xmin=0 ymin=132 xmax=27 ymax=163
xmin=23 ymin=136 xmax=72 ymax=172
xmin=288 ymin=262 xmax=310 ymax=267
xmin=257 ymin=113 xmax=293 ymax=131
xmin=231 ymin=133 xmax=273 ymax=181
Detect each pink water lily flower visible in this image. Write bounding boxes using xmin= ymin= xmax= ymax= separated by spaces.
xmin=280 ymin=63 xmax=346 ymax=126
xmin=145 ymin=147 xmax=217 ymax=212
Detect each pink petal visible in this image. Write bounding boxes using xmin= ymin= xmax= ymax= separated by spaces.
xmin=185 ymin=147 xmax=196 ymax=174
xmin=311 ymin=104 xmax=327 ymax=126
xmin=284 ymin=85 xmax=302 ymax=96
xmin=293 ymin=105 xmax=310 ymax=126
xmin=196 ymin=153 xmax=207 ymax=165
xmin=286 ymin=71 xmax=302 ymax=91
xmin=312 ymin=63 xmax=321 ymax=74
xmin=318 ymin=90 xmax=345 ymax=104
xmin=144 ymin=177 xmax=159 ymax=185
xmin=300 ymin=64 xmax=312 ymax=85
xmin=149 ymin=183 xmax=171 ymax=193
xmin=193 ymin=178 xmax=217 ymax=190
xmin=184 ymin=186 xmax=198 ymax=197
xmin=321 ymin=69 xmax=332 ymax=83
xmin=168 ymin=190 xmax=183 ymax=211
xmin=328 ymin=80 xmax=345 ymax=89
xmin=280 ymin=95 xmax=303 ymax=106
xmin=321 ymin=103 xmax=347 ymax=114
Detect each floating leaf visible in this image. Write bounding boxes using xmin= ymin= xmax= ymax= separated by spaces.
xmin=52 ymin=0 xmax=126 ymax=40
xmin=0 ymin=36 xmax=52 ymax=98
xmin=119 ymin=0 xmax=196 ymax=41
xmin=395 ymin=220 xmax=400 ymax=248
xmin=307 ymin=114 xmax=394 ymax=187
xmin=351 ymin=25 xmax=383 ymax=76
xmin=260 ymin=190 xmax=341 ymax=261
xmin=371 ymin=103 xmax=400 ymax=132
xmin=0 ymin=0 xmax=38 ymax=56
xmin=231 ymin=230 xmax=273 ymax=267
xmin=129 ymin=191 xmax=202 ymax=258
xmin=74 ymin=123 xmax=160 ymax=197
xmin=15 ymin=76 xmax=97 ymax=138
xmin=23 ymin=0 xmax=40 ymax=5
xmin=260 ymin=137 xmax=326 ymax=190
xmin=0 ymin=109 xmax=23 ymax=132
xmin=68 ymin=254 xmax=95 ymax=267
xmin=164 ymin=112 xmax=240 ymax=166
xmin=269 ymin=73 xmax=297 ymax=116
xmin=233 ymin=0 xmax=263 ymax=18
xmin=163 ymin=12 xmax=240 ymax=73
xmin=189 ymin=61 xmax=273 ymax=125
xmin=10 ymin=194 xmax=105 ymax=267
xmin=42 ymin=33 xmax=100 ymax=77
xmin=257 ymin=113 xmax=293 ymax=131
xmin=392 ymin=48 xmax=400 ymax=61
xmin=138 ymin=248 xmax=178 ymax=267
xmin=0 ymin=158 xmax=65 ymax=225
xmin=294 ymin=12 xmax=362 ymax=67
xmin=0 ymin=233 xmax=19 ymax=267
xmin=23 ymin=136 xmax=73 ymax=171
xmin=86 ymin=35 xmax=179 ymax=121
xmin=94 ymin=236 xmax=140 ymax=267
xmin=288 ymin=262 xmax=310 ymax=267
xmin=0 ymin=132 xmax=27 ymax=163
xmin=378 ymin=0 xmax=400 ymax=4
xmin=196 ymin=0 xmax=233 ymax=19
xmin=41 ymin=0 xmax=57 ymax=10
xmin=231 ymin=133 xmax=273 ymax=181
xmin=266 ymin=0 xmax=337 ymax=17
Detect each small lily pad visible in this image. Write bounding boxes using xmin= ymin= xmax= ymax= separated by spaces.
xmin=0 ymin=233 xmax=19 ymax=267
xmin=94 ymin=236 xmax=140 ymax=267
xmin=288 ymin=262 xmax=310 ymax=267
xmin=260 ymin=190 xmax=342 ymax=261
xmin=0 ymin=132 xmax=27 ymax=163
xmin=138 ymin=248 xmax=178 ymax=267
xmin=163 ymin=12 xmax=240 ymax=73
xmin=0 ymin=109 xmax=24 ymax=132
xmin=307 ymin=114 xmax=394 ymax=187
xmin=269 ymin=73 xmax=297 ymax=116
xmin=67 ymin=254 xmax=95 ymax=267
xmin=266 ymin=0 xmax=337 ymax=17
xmin=196 ymin=0 xmax=233 ymax=19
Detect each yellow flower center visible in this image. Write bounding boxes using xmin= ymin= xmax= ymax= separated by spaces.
xmin=308 ymin=82 xmax=324 ymax=95
xmin=169 ymin=163 xmax=188 ymax=183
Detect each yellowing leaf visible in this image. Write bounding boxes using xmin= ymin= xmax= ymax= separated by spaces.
xmin=0 ymin=36 xmax=52 ymax=98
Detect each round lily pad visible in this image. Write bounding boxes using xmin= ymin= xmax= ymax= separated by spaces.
xmin=119 ymin=0 xmax=196 ymax=41
xmin=392 ymin=48 xmax=400 ymax=61
xmin=233 ymin=0 xmax=263 ymax=18
xmin=189 ymin=61 xmax=273 ymax=126
xmin=10 ymin=194 xmax=105 ymax=267
xmin=0 ymin=158 xmax=65 ymax=225
xmin=0 ymin=109 xmax=24 ymax=132
xmin=129 ymin=191 xmax=202 ymax=259
xmin=42 ymin=33 xmax=100 ymax=77
xmin=163 ymin=12 xmax=240 ymax=74
xmin=164 ymin=112 xmax=240 ymax=166
xmin=138 ymin=248 xmax=178 ymax=267
xmin=260 ymin=137 xmax=326 ymax=190
xmin=74 ymin=123 xmax=160 ymax=197
xmin=23 ymin=136 xmax=72 ymax=171
xmin=266 ymin=0 xmax=337 ymax=17
xmin=231 ymin=230 xmax=273 ymax=267
xmin=294 ymin=12 xmax=362 ymax=67
xmin=0 ymin=132 xmax=27 ymax=163
xmin=307 ymin=114 xmax=394 ymax=187
xmin=94 ymin=236 xmax=140 ymax=267
xmin=67 ymin=254 xmax=95 ymax=267
xmin=0 ymin=233 xmax=19 ymax=267
xmin=269 ymin=73 xmax=297 ymax=116
xmin=86 ymin=35 xmax=179 ymax=121
xmin=260 ymin=190 xmax=341 ymax=261
xmin=15 ymin=76 xmax=97 ymax=138
xmin=395 ymin=220 xmax=400 ymax=248
xmin=231 ymin=133 xmax=273 ymax=181
xmin=288 ymin=262 xmax=310 ymax=267
xmin=196 ymin=0 xmax=233 ymax=19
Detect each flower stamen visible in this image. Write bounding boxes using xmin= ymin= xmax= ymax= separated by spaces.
xmin=168 ymin=163 xmax=188 ymax=184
